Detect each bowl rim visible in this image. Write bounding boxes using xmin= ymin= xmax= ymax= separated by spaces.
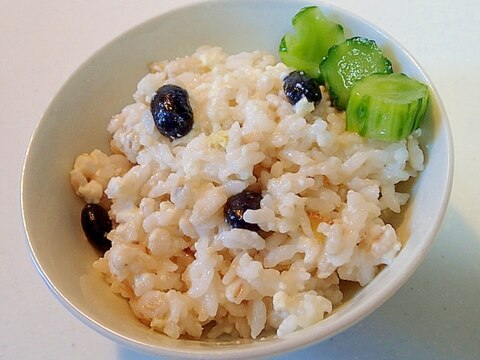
xmin=20 ymin=0 xmax=454 ymax=358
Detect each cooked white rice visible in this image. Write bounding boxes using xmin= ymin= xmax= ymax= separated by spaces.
xmin=70 ymin=46 xmax=424 ymax=339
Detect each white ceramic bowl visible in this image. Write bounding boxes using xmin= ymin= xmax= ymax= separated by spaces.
xmin=21 ymin=0 xmax=453 ymax=358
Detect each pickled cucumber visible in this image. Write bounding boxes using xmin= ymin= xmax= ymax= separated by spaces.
xmin=320 ymin=37 xmax=393 ymax=109
xmin=346 ymin=73 xmax=429 ymax=141
xmin=279 ymin=6 xmax=344 ymax=80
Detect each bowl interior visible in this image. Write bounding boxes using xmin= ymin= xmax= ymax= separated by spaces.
xmin=21 ymin=0 xmax=453 ymax=358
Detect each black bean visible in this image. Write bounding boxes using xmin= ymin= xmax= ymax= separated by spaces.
xmin=81 ymin=203 xmax=112 ymax=253
xmin=150 ymin=84 xmax=194 ymax=140
xmin=224 ymin=191 xmax=262 ymax=231
xmin=283 ymin=70 xmax=321 ymax=105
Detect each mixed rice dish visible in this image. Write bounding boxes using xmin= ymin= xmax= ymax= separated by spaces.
xmin=70 ymin=45 xmax=424 ymax=340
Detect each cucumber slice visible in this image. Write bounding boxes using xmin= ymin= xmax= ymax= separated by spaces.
xmin=346 ymin=73 xmax=429 ymax=141
xmin=279 ymin=6 xmax=344 ymax=80
xmin=320 ymin=37 xmax=393 ymax=110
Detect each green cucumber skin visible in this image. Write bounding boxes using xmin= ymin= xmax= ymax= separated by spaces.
xmin=346 ymin=73 xmax=430 ymax=141
xmin=292 ymin=5 xmax=317 ymax=25
xmin=279 ymin=6 xmax=344 ymax=80
xmin=321 ymin=37 xmax=393 ymax=110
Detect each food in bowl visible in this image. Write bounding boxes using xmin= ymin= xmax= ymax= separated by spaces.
xmin=69 ymin=7 xmax=428 ymax=340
